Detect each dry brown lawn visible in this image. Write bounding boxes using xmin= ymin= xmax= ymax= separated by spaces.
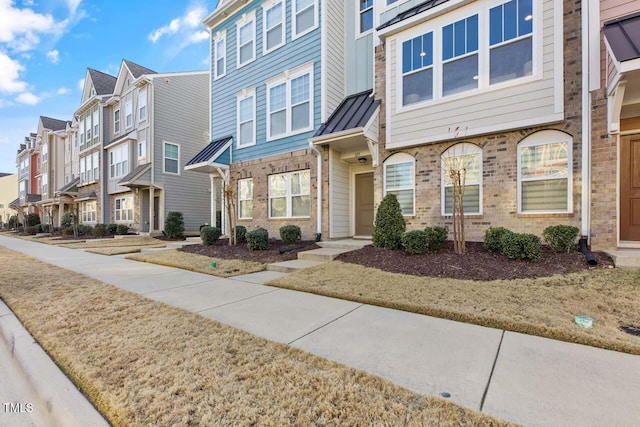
xmin=127 ymin=249 xmax=265 ymax=277
xmin=86 ymin=247 xmax=148 ymax=256
xmin=0 ymin=247 xmax=512 ymax=426
xmin=269 ymin=261 xmax=640 ymax=355
xmin=63 ymin=237 xmax=163 ymax=249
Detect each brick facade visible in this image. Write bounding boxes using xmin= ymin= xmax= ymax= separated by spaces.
xmin=108 ymin=191 xmax=141 ymax=231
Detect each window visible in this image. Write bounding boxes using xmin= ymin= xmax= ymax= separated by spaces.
xmin=269 ymin=170 xmax=310 ymax=218
xmin=85 ymin=156 xmax=93 ymax=182
xmin=213 ymin=32 xmax=226 ymax=79
xmin=125 ymin=100 xmax=132 ymax=128
xmin=293 ymin=0 xmax=317 ymax=38
xmin=92 ymin=152 xmax=99 ymax=182
xmin=79 ymin=121 xmax=85 ymax=145
xmin=139 ymin=89 xmax=147 ymax=121
xmin=110 ymin=145 xmax=128 ymax=178
xmin=441 ymin=143 xmax=482 ymax=215
xmin=489 ymin=0 xmax=533 ymax=85
xmin=402 ymin=32 xmax=433 ymax=105
xmin=164 ymin=142 xmax=179 ymax=174
xmin=115 ymin=196 xmax=134 ymax=222
xmin=267 ymin=65 xmax=313 ymax=140
xmin=114 ymin=109 xmax=120 ymax=134
xmin=74 ymin=131 xmax=78 ymax=148
xmin=263 ymin=0 xmax=284 ymax=53
xmin=41 ymin=143 xmax=48 ymax=163
xmin=237 ymin=14 xmax=256 ymax=67
xmin=80 ymin=155 xmax=86 ymax=183
xmin=85 ymin=114 xmax=92 ymax=142
xmin=93 ymin=108 xmax=99 ymax=140
xmin=138 ymin=136 xmax=146 ymax=162
xmin=41 ymin=172 xmax=48 ymax=196
xmin=442 ymin=14 xmax=478 ymax=97
xmin=238 ymin=178 xmax=253 ymax=219
xmin=81 ymin=201 xmax=96 ymax=223
xmin=359 ymin=0 xmax=373 ymax=34
xmin=237 ymin=90 xmax=256 ymax=148
xmin=384 ymin=153 xmax=415 ymax=216
xmin=518 ymin=131 xmax=572 ymax=213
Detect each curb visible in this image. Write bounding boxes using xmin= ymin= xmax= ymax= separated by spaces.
xmin=0 ymin=300 xmax=109 ymax=427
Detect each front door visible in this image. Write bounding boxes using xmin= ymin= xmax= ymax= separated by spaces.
xmin=355 ymin=172 xmax=374 ymax=236
xmin=153 ymin=196 xmax=160 ymax=231
xmin=621 ymin=135 xmax=640 ymax=241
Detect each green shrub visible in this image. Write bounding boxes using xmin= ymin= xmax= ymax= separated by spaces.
xmin=372 ymin=194 xmax=406 ymax=250
xmin=500 ymin=232 xmax=541 ymax=261
xmin=484 ymin=227 xmax=512 ymax=253
xmin=425 ymin=226 xmax=448 ymax=251
xmin=8 ymin=215 xmax=20 ymax=229
xmin=25 ymin=213 xmax=40 ymax=227
xmin=77 ymin=225 xmax=94 ymax=236
xmin=94 ymin=224 xmax=107 ymax=238
xmin=200 ymin=226 xmax=222 ymax=245
xmin=116 ymin=224 xmax=129 ymax=235
xmin=61 ymin=213 xmax=74 ymax=227
xmin=401 ymin=230 xmax=428 ymax=255
xmin=246 ymin=228 xmax=269 ymax=251
xmin=62 ymin=227 xmax=75 ymax=236
xmin=37 ymin=224 xmax=50 ymax=233
xmin=235 ymin=225 xmax=247 ymax=243
xmin=24 ymin=226 xmax=38 ymax=235
xmin=106 ymin=224 xmax=118 ymax=235
xmin=543 ymin=225 xmax=580 ymax=253
xmin=280 ymin=225 xmax=301 ymax=245
xmin=164 ymin=211 xmax=185 ymax=239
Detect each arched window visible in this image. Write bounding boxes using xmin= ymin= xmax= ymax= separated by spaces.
xmin=441 ymin=143 xmax=482 ymax=215
xmin=517 ymin=130 xmax=572 ymax=213
xmin=383 ymin=152 xmax=415 ymax=216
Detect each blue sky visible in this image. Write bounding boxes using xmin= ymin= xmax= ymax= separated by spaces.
xmin=0 ymin=0 xmax=217 ymax=174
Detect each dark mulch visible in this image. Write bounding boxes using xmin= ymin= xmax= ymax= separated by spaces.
xmin=180 ymin=239 xmax=321 ymax=263
xmin=335 ymin=241 xmax=615 ymax=281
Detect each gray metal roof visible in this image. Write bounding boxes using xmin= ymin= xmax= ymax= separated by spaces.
xmin=314 ymin=90 xmax=380 ymax=137
xmin=26 ymin=194 xmax=41 ymax=203
xmin=0 ymin=172 xmax=12 ymax=178
xmin=8 ymin=198 xmax=20 ymax=207
xmin=40 ymin=116 xmax=68 ymax=131
xmin=186 ymin=136 xmax=232 ymax=166
xmin=87 ymin=68 xmax=117 ymax=95
xmin=118 ymin=163 xmax=151 ymax=185
xmin=378 ymin=0 xmax=449 ymax=30
xmin=75 ymin=191 xmax=97 ymax=201
xmin=124 ymin=60 xmax=157 ymax=78
xmin=604 ymin=11 xmax=640 ymax=62
xmin=57 ymin=177 xmax=79 ymax=194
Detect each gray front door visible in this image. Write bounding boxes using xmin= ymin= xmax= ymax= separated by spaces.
xmin=355 ymin=172 xmax=374 ymax=236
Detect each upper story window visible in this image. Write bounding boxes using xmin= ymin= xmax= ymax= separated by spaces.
xmin=163 ymin=142 xmax=180 ymax=174
xmin=125 ymin=99 xmax=133 ymax=128
xmin=358 ymin=0 xmax=373 ymax=35
xmin=110 ymin=144 xmax=128 ymax=178
xmin=442 ymin=14 xmax=478 ymax=97
xmin=238 ymin=178 xmax=253 ymax=219
xmin=79 ymin=121 xmax=85 ymax=145
xmin=402 ymin=32 xmax=433 ymax=106
xmin=267 ymin=64 xmax=314 ymax=140
xmin=489 ymin=0 xmax=533 ymax=84
xmin=383 ymin=152 xmax=415 ymax=216
xmin=41 ymin=143 xmax=48 ymax=164
xmin=74 ymin=131 xmax=78 ymax=148
xmin=293 ymin=0 xmax=317 ymax=39
xmin=263 ymin=0 xmax=285 ymax=54
xmin=441 ymin=143 xmax=482 ymax=216
xmin=41 ymin=172 xmax=48 ymax=196
xmin=237 ymin=89 xmax=256 ymax=148
xmin=80 ymin=153 xmax=98 ymax=184
xmin=237 ymin=14 xmax=256 ymax=68
xmin=269 ymin=170 xmax=310 ymax=218
xmin=137 ymin=130 xmax=147 ymax=164
xmin=85 ymin=114 xmax=92 ymax=142
xmin=92 ymin=108 xmax=99 ymax=140
xmin=139 ymin=88 xmax=147 ymax=122
xmin=114 ymin=109 xmax=120 ymax=134
xmin=213 ymin=31 xmax=226 ymax=79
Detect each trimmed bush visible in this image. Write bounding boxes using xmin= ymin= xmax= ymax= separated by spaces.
xmin=77 ymin=225 xmax=94 ymax=236
xmin=402 ymin=230 xmax=428 ymax=255
xmin=425 ymin=226 xmax=448 ymax=251
xmin=116 ymin=224 xmax=129 ymax=235
xmin=94 ymin=224 xmax=107 ymax=238
xmin=235 ymin=225 xmax=247 ymax=243
xmin=61 ymin=213 xmax=74 ymax=227
xmin=8 ymin=215 xmax=20 ymax=229
xmin=37 ymin=224 xmax=50 ymax=233
xmin=484 ymin=227 xmax=512 ymax=253
xmin=280 ymin=225 xmax=301 ymax=245
xmin=200 ymin=226 xmax=222 ymax=245
xmin=62 ymin=227 xmax=75 ymax=236
xmin=25 ymin=213 xmax=40 ymax=227
xmin=164 ymin=211 xmax=185 ymax=239
xmin=246 ymin=228 xmax=269 ymax=251
xmin=372 ymin=194 xmax=406 ymax=250
xmin=500 ymin=232 xmax=541 ymax=261
xmin=543 ymin=225 xmax=580 ymax=253
xmin=107 ymin=224 xmax=118 ymax=235
xmin=24 ymin=226 xmax=38 ymax=235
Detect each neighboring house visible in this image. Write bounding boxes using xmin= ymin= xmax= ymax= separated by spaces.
xmin=104 ymin=60 xmax=210 ymax=233
xmin=591 ymin=3 xmax=640 ymax=250
xmin=373 ymin=0 xmax=586 ymax=242
xmin=11 ymin=133 xmax=40 ymax=221
xmin=0 ymin=173 xmax=18 ymax=227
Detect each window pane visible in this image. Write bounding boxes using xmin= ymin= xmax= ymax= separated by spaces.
xmin=240 ymin=121 xmax=254 ymax=144
xmin=291 ymin=74 xmax=310 ymax=104
xmin=490 ymin=37 xmax=532 ymax=84
xmin=240 ymin=97 xmax=254 ymax=122
xmin=270 ymin=197 xmax=287 ymax=217
xmin=443 ymin=54 xmax=478 ymax=97
xmin=296 ymin=6 xmax=314 ymax=33
xmin=454 ymin=20 xmax=466 ymax=57
xmin=520 ymin=142 xmax=568 ymax=179
xmin=444 ymin=153 xmax=480 ymax=186
xmin=216 ymin=58 xmax=225 ymax=75
xmin=165 ymin=158 xmax=178 ymax=173
xmin=466 ymin=14 xmax=478 ymax=52
xmin=387 ymin=190 xmax=413 ymax=215
xmin=292 ymin=171 xmax=310 ymax=194
xmin=240 ymin=179 xmax=253 ymax=199
xmin=490 ymin=5 xmax=503 ymax=45
xmin=444 ymin=185 xmax=480 ymax=214
xmin=519 ymin=0 xmax=533 ymax=36
xmin=402 ymin=40 xmax=412 ymax=73
xmin=292 ymin=102 xmax=309 ymax=130
xmin=504 ymin=0 xmax=517 ymax=41
xmin=270 ymin=175 xmax=287 ymax=196
xmin=360 ymin=8 xmax=372 ymax=32
xmin=292 ymin=195 xmax=310 ymax=216
xmin=386 ymin=162 xmax=413 ymax=189
xmin=240 ymin=43 xmax=253 ymax=64
xmin=240 ymin=200 xmax=253 ymax=218
xmin=270 ymin=84 xmax=286 ymax=111
xmin=403 ymin=68 xmax=433 ymax=105
xmin=421 ymin=33 xmax=433 ymax=66
xmin=266 ymin=3 xmax=282 ymax=29
xmin=239 ymin=22 xmax=253 ymax=45
xmin=522 ymin=179 xmax=567 ymax=211
xmin=271 ymin=110 xmax=286 ymax=136
xmin=267 ymin=24 xmax=283 ymax=49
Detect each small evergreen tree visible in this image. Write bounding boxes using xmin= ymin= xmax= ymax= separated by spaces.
xmin=164 ymin=211 xmax=185 ymax=239
xmin=372 ymin=194 xmax=406 ymax=250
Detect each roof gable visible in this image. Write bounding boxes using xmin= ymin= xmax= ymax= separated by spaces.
xmin=39 ymin=116 xmax=68 ymax=132
xmin=114 ymin=59 xmax=157 ymax=96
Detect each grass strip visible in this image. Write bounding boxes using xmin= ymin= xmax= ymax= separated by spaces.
xmin=85 ymin=247 xmax=146 ymax=256
xmin=268 ymin=261 xmax=640 ymax=355
xmin=0 ymin=246 xmax=512 ymax=426
xmin=63 ymin=237 xmax=164 ymax=249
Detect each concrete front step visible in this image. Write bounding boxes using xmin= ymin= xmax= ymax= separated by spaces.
xmin=267 ymin=259 xmax=325 ymax=273
xmin=317 ymin=239 xmax=372 ymax=250
xmin=298 ymin=247 xmax=352 ymax=262
xmin=604 ymin=249 xmax=640 ymax=270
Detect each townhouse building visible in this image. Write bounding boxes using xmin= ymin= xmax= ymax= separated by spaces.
xmin=0 ymin=173 xmax=18 ymax=227
xmin=11 ymin=133 xmax=40 ymax=219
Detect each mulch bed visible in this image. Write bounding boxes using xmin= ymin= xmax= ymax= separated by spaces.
xmin=180 ymin=239 xmax=321 ymax=263
xmin=335 ymin=241 xmax=615 ymax=281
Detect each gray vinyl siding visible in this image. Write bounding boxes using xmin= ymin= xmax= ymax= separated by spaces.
xmin=153 ymin=73 xmax=211 ymax=231
xmin=345 ymin=0 xmax=373 ymax=95
xmin=326 ymin=0 xmax=345 ymax=117
xmin=387 ymin=0 xmax=562 ymax=149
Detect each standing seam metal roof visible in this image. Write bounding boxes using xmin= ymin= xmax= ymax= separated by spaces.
xmin=314 ymin=90 xmax=380 ymax=137
xmin=603 ymin=11 xmax=640 ymax=62
xmin=186 ymin=137 xmax=233 ymax=166
xmin=377 ymin=0 xmax=450 ymax=31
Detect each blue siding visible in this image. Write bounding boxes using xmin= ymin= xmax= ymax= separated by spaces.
xmin=210 ymin=0 xmax=322 ymax=163
xmin=217 ymin=146 xmax=231 ymax=165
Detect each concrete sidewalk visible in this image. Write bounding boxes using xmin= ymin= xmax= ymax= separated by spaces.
xmin=1 ymin=235 xmax=639 ymax=426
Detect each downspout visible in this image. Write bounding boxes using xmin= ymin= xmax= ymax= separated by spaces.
xmin=580 ymin=0 xmax=591 ymax=243
xmin=150 ymin=78 xmax=156 ymax=232
xmin=309 ymin=142 xmax=322 ymax=240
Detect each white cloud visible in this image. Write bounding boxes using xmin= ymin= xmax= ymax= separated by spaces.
xmin=0 ymin=52 xmax=27 ymax=93
xmin=77 ymin=78 xmax=85 ymax=91
xmin=0 ymin=1 xmax=68 ymax=52
xmin=65 ymin=0 xmax=81 ymax=15
xmin=187 ymin=30 xmax=208 ymax=44
xmin=46 ymin=49 xmax=59 ymax=63
xmin=149 ymin=5 xmax=208 ymax=46
xmin=56 ymin=87 xmax=68 ymax=95
xmin=15 ymin=91 xmax=40 ymax=105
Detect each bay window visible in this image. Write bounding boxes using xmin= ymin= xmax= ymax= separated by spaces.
xmin=110 ymin=145 xmax=129 ymax=178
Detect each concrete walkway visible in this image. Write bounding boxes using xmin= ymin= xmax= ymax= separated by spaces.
xmin=1 ymin=235 xmax=639 ymax=426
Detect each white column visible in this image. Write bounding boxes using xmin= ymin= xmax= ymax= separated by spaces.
xmin=209 ymin=174 xmax=216 ymax=228
xmin=149 ymin=187 xmax=155 ymax=233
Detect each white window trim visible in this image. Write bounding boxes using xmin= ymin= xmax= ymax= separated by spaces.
xmin=163 ymin=141 xmax=181 ymax=175
xmin=238 ymin=178 xmax=253 ymax=219
xmin=292 ymin=0 xmax=318 ymax=40
xmin=236 ymin=88 xmax=257 ymax=148
xmin=236 ymin=12 xmax=256 ymax=69
xmin=517 ymin=130 xmax=573 ymax=214
xmin=109 ymin=144 xmax=129 ymax=179
xmin=268 ymin=170 xmax=311 ymax=219
xmin=213 ymin=31 xmax=227 ymax=80
xmin=262 ymin=0 xmax=286 ymax=55
xmin=93 ymin=109 xmax=100 ymax=142
xmin=114 ymin=196 xmax=134 ymax=223
xmin=125 ymin=99 xmax=133 ymax=129
xmin=266 ymin=63 xmax=314 ymax=141
xmin=383 ymin=152 xmax=415 ymax=217
xmin=394 ymin=0 xmax=541 ymax=114
xmin=81 ymin=201 xmax=97 ymax=224
xmin=138 ymin=88 xmax=147 ymax=123
xmin=356 ymin=0 xmax=373 ymax=38
xmin=114 ymin=108 xmax=120 ymax=134
xmin=440 ymin=143 xmax=483 ymax=216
